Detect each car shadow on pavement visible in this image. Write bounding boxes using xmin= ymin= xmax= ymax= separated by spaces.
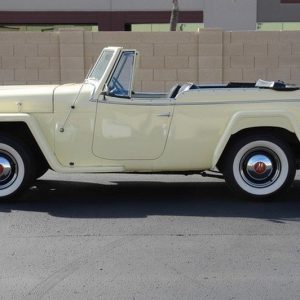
xmin=0 ymin=178 xmax=300 ymax=221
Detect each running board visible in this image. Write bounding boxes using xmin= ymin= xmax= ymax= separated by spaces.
xmin=200 ymin=171 xmax=224 ymax=180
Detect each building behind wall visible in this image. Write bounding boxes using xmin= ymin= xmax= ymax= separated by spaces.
xmin=0 ymin=0 xmax=300 ymax=32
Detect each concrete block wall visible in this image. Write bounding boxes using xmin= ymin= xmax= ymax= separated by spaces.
xmin=83 ymin=31 xmax=199 ymax=92
xmin=223 ymin=31 xmax=300 ymax=84
xmin=60 ymin=30 xmax=85 ymax=83
xmin=0 ymin=32 xmax=60 ymax=85
xmin=0 ymin=29 xmax=300 ymax=90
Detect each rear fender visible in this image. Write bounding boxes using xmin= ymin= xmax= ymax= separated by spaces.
xmin=212 ymin=110 xmax=299 ymax=168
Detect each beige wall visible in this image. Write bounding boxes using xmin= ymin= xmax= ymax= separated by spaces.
xmin=0 ymin=31 xmax=60 ymax=85
xmin=223 ymin=30 xmax=300 ymax=84
xmin=0 ymin=29 xmax=300 ymax=91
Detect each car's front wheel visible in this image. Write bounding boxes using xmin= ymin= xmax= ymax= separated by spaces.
xmin=0 ymin=135 xmax=36 ymax=199
xmin=222 ymin=135 xmax=296 ymax=199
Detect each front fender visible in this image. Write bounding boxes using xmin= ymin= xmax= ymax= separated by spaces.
xmin=0 ymin=113 xmax=63 ymax=171
xmin=212 ymin=110 xmax=299 ymax=168
xmin=0 ymin=113 xmax=124 ymax=173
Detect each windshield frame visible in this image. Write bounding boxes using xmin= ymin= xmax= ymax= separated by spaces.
xmin=84 ymin=47 xmax=122 ymax=96
xmin=85 ymin=50 xmax=113 ymax=82
xmin=106 ymin=50 xmax=136 ymax=99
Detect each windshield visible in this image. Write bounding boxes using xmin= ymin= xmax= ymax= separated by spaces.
xmin=86 ymin=49 xmax=114 ymax=81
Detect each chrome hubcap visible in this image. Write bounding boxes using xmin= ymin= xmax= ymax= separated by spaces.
xmin=246 ymin=154 xmax=273 ymax=181
xmin=240 ymin=148 xmax=281 ymax=188
xmin=0 ymin=157 xmax=12 ymax=180
xmin=0 ymin=151 xmax=18 ymax=190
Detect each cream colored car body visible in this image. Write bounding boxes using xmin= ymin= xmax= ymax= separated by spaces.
xmin=1 ymin=47 xmax=300 ymax=175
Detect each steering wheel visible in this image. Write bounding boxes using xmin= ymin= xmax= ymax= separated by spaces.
xmin=111 ymin=77 xmax=124 ymax=91
xmin=109 ymin=77 xmax=128 ymax=96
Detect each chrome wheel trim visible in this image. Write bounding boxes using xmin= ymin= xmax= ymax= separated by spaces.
xmin=0 ymin=152 xmax=18 ymax=190
xmin=233 ymin=141 xmax=289 ymax=196
xmin=240 ymin=149 xmax=281 ymax=189
xmin=0 ymin=143 xmax=25 ymax=197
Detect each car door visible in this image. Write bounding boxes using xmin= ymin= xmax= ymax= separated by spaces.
xmin=92 ymin=51 xmax=174 ymax=160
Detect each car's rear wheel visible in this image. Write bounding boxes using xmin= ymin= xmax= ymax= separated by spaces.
xmin=222 ymin=134 xmax=296 ymax=199
xmin=0 ymin=135 xmax=36 ymax=199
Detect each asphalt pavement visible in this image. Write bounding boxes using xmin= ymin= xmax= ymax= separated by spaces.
xmin=0 ymin=171 xmax=300 ymax=299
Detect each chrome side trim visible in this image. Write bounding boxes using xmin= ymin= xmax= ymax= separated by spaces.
xmin=175 ymin=99 xmax=300 ymax=106
xmin=97 ymin=98 xmax=300 ymax=106
xmin=98 ymin=99 xmax=174 ymax=106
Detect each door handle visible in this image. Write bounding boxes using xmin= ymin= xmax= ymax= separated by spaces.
xmin=156 ymin=112 xmax=171 ymax=117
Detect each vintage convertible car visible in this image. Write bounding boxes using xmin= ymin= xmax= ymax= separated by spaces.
xmin=0 ymin=46 xmax=300 ymax=199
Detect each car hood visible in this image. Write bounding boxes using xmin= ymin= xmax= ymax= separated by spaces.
xmin=0 ymin=84 xmax=59 ymax=113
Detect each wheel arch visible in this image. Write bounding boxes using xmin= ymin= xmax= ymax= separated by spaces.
xmin=218 ymin=126 xmax=300 ymax=170
xmin=0 ymin=121 xmax=49 ymax=170
xmin=213 ymin=111 xmax=300 ymax=170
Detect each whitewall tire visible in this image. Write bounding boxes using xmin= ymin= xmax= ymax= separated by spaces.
xmin=0 ymin=135 xmax=35 ymax=199
xmin=223 ymin=135 xmax=296 ymax=199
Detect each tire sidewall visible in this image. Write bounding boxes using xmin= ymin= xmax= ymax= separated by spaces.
xmin=0 ymin=136 xmax=35 ymax=199
xmin=0 ymin=143 xmax=25 ymax=197
xmin=224 ymin=135 xmax=296 ymax=198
